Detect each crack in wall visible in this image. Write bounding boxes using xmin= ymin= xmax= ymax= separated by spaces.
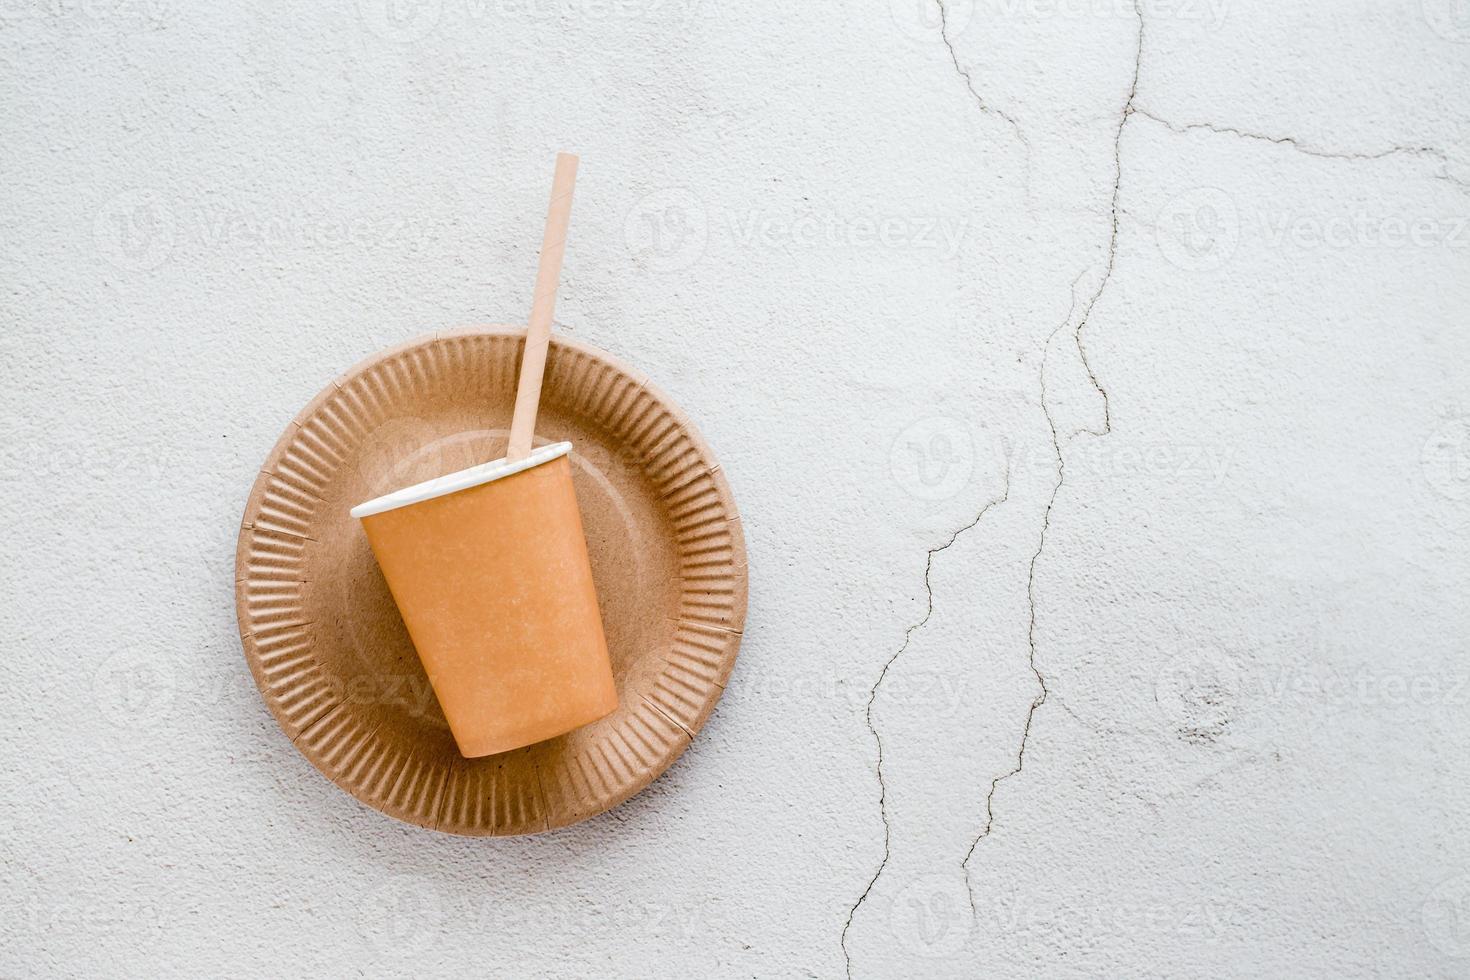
xmin=840 ymin=466 xmax=1012 ymax=980
xmin=960 ymin=278 xmax=1080 ymax=906
xmin=961 ymin=0 xmax=1143 ymax=919
xmin=1131 ymin=107 xmax=1469 ymax=190
xmin=844 ymin=0 xmax=1461 ymax=970
xmin=935 ymin=0 xmax=1029 ymax=153
xmin=1071 ymin=0 xmax=1143 ymax=441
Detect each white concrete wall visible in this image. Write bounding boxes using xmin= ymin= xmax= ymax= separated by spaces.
xmin=3 ymin=0 xmax=1468 ymax=976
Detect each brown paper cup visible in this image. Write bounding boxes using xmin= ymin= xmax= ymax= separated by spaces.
xmin=351 ymin=441 xmax=618 ymax=758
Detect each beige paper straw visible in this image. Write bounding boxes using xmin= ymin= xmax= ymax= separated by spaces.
xmin=508 ymin=151 xmax=579 ymax=461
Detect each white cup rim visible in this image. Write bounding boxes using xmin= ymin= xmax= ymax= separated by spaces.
xmin=350 ymin=441 xmax=572 ymax=519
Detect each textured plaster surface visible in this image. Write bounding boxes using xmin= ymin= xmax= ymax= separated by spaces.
xmin=3 ymin=1 xmax=1470 ymax=977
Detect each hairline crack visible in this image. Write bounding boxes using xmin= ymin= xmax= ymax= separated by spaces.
xmin=840 ymin=460 xmax=1013 ymax=980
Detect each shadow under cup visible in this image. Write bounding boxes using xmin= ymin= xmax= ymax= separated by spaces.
xmin=351 ymin=441 xmax=618 ymax=758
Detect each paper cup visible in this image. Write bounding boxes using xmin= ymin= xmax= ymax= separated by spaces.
xmin=350 ymin=441 xmax=618 ymax=758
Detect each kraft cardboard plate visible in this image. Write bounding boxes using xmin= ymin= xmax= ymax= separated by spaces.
xmin=235 ymin=327 xmax=747 ymax=835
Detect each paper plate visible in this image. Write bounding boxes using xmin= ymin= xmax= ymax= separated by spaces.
xmin=235 ymin=327 xmax=747 ymax=835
